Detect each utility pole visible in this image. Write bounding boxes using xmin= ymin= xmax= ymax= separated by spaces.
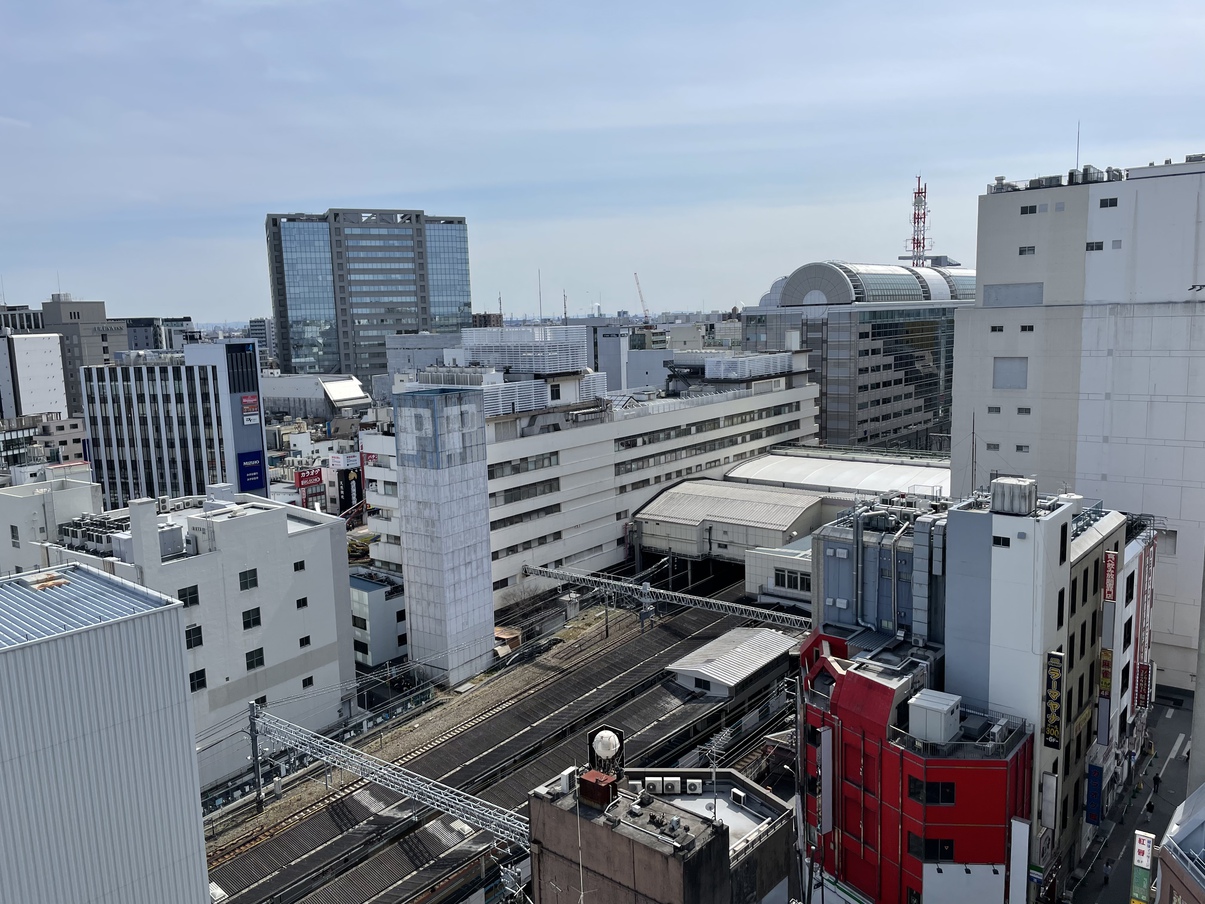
xmin=248 ymin=701 xmax=265 ymax=814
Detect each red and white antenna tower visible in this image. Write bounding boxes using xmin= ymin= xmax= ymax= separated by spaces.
xmin=908 ymin=176 xmax=934 ymax=267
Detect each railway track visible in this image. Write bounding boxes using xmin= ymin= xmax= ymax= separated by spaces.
xmin=208 ymin=580 xmax=740 ymax=871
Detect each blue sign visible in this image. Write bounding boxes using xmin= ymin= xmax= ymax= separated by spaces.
xmin=1085 ymin=763 xmax=1103 ymax=825
xmin=237 ymin=450 xmax=266 ymax=492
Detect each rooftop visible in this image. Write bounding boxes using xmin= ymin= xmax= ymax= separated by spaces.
xmin=0 ymin=564 xmax=171 ymax=651
xmin=635 ymin=479 xmax=821 ymax=531
xmin=986 ymin=154 xmax=1205 ymax=194
xmin=1162 ymin=780 xmax=1205 ymax=890
xmin=668 ymin=627 xmax=799 ymax=690
xmin=726 ymin=448 xmax=950 ymax=497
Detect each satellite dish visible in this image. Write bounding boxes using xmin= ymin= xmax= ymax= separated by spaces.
xmin=592 ymin=730 xmax=621 ymax=761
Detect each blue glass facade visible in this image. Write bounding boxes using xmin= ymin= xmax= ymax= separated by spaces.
xmin=424 ymin=222 xmax=472 ymax=333
xmin=280 ymin=220 xmax=339 ymax=373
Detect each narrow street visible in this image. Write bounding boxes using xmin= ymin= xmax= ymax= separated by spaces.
xmin=1072 ymin=697 xmax=1194 ymax=904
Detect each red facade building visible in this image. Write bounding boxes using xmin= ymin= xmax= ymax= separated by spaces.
xmin=801 ymin=634 xmax=1034 ymax=904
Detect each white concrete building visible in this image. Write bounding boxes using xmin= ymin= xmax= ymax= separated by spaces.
xmin=349 ymin=568 xmax=407 ymax=668
xmin=83 ymin=339 xmax=269 ymax=508
xmin=0 ymin=331 xmax=67 ymax=418
xmin=951 ymin=153 xmax=1205 ymax=692
xmin=0 ymin=474 xmax=104 ymax=574
xmin=360 ymin=351 xmax=819 ymax=606
xmin=38 ymin=488 xmax=357 ymax=789
xmin=0 ymin=563 xmax=209 ymax=904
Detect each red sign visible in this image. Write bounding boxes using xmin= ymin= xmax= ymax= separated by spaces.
xmin=1103 ymin=550 xmax=1117 ymax=602
xmin=362 ymin=452 xmax=378 ymax=466
xmin=294 ymin=467 xmax=323 ymax=489
xmin=241 ymin=393 xmax=260 ymax=415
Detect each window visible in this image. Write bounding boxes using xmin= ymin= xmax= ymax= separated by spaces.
xmin=550 ymin=384 xmax=561 ymax=401
xmin=908 ymin=834 xmax=956 ymax=862
xmin=179 ymin=585 xmax=199 ymax=608
xmin=1021 ymin=324 xmax=1035 ymax=332
xmin=239 ymin=568 xmax=258 ymax=591
xmin=1071 ymin=578 xmax=1078 ymax=616
xmin=242 ymin=607 xmax=261 ymax=630
xmin=908 ymin=777 xmax=955 ymax=804
xmin=1016 ymin=444 xmax=1030 ymax=453
xmin=352 ymin=615 xmax=367 ymax=630
xmin=773 ymin=568 xmax=811 ymax=593
xmin=353 ymin=639 xmax=369 ymax=655
xmin=1124 ymin=616 xmax=1133 ymax=651
xmin=1055 ymin=201 xmax=1066 ymax=212
xmin=1100 ymin=197 xmax=1118 ymax=208
xmin=293 ymin=560 xmax=306 ymax=572
xmin=396 ymin=608 xmax=406 ymax=622
xmin=9 ymin=525 xmax=17 ymax=548
xmin=1086 ymin=241 xmax=1104 ymax=251
xmin=987 ymin=406 xmax=1001 ymax=413
xmin=990 ymin=325 xmax=1004 ymax=333
xmin=993 ymin=536 xmax=1011 ymax=548
xmin=1019 ymin=246 xmax=1036 ymax=255
xmin=986 ymin=442 xmax=1000 ymax=451
xmin=1125 ymin=572 xmax=1135 ymax=604
xmin=1057 ymin=589 xmax=1065 ymax=629
xmin=185 ymin=625 xmax=203 ymax=649
xmin=246 ymin=648 xmax=265 ymax=670
xmin=299 ymin=635 xmax=311 ymax=648
xmin=1156 ymin=528 xmax=1177 ymax=556
xmin=694 ymin=677 xmax=712 ymax=691
xmin=254 ymin=695 xmax=267 ymax=706
xmin=1060 ymin=523 xmax=1068 ymax=564
xmin=993 ymin=356 xmax=1028 ymax=390
xmin=1018 ymin=407 xmax=1031 ymax=415
xmin=189 ymin=668 xmax=207 ymax=692
xmin=1093 ymin=558 xmax=1100 ymax=594
xmin=302 ymin=676 xmax=314 ymax=688
xmin=1068 ymin=634 xmax=1075 ymax=668
xmin=1021 ymin=204 xmax=1037 ymax=215
xmin=297 ymin=596 xmax=308 ymax=609
xmin=397 ymin=632 xmax=407 ymax=646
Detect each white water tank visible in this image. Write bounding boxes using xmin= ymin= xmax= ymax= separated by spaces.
xmin=908 ymin=689 xmax=962 ymax=743
xmin=990 ymin=477 xmax=1037 ymax=516
xmin=1056 ymin=493 xmax=1084 ymax=516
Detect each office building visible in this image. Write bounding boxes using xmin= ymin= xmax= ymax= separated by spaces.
xmin=248 ymin=316 xmax=277 ymax=367
xmin=0 ymin=304 xmax=43 ymax=331
xmin=0 ymin=331 xmax=67 ymax=418
xmin=266 ymin=208 xmax=471 ymax=381
xmin=81 ymin=340 xmax=268 ymax=508
xmin=801 ymin=632 xmax=1033 ymax=904
xmin=38 ymin=293 xmax=128 ymax=415
xmin=0 ymin=563 xmax=209 ymax=903
xmin=122 ymin=316 xmax=196 ymax=351
xmin=40 ymin=488 xmax=357 ymax=788
xmin=745 ymin=261 xmax=975 ymax=450
xmin=359 ymin=331 xmax=819 ymax=608
xmin=1159 ymin=783 xmax=1205 ymax=904
xmin=950 ymin=154 xmax=1205 ymax=694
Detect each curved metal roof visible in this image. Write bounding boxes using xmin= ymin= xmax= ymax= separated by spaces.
xmin=772 ymin=261 xmax=976 ymax=308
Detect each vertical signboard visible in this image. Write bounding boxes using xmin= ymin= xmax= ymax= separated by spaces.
xmin=1133 ymin=538 xmax=1157 ymax=710
xmin=1103 ymin=550 xmax=1117 ymax=601
xmin=1099 ymin=649 xmax=1114 ymax=696
xmin=818 ymin=726 xmax=833 ymax=834
xmin=1043 ymin=652 xmax=1064 ymax=750
xmin=1135 ymin=663 xmax=1152 ymax=709
xmin=1085 ymin=764 xmax=1103 ymax=825
xmin=1131 ymin=831 xmax=1155 ymax=904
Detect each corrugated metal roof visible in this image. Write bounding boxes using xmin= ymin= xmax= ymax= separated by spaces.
xmin=0 ymin=565 xmax=169 ymax=650
xmin=668 ymin=627 xmax=798 ymax=688
xmin=635 ymin=480 xmax=821 ymax=531
xmin=726 ymin=452 xmax=950 ymax=497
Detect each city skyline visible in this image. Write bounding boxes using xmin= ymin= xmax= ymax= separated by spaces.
xmin=2 ymin=1 xmax=1202 ymax=321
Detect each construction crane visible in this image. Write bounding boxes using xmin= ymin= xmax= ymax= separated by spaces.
xmin=633 ymin=272 xmax=651 ymax=324
xmin=521 ymin=564 xmax=810 ymax=631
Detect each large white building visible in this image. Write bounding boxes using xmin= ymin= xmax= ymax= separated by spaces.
xmin=952 ymin=153 xmax=1205 ymax=694
xmin=359 ymin=338 xmax=819 ymax=608
xmin=38 ymin=487 xmax=357 ymax=788
xmin=0 ymin=331 xmax=67 ymax=419
xmin=82 ymin=340 xmax=269 ymax=508
xmin=0 ymin=563 xmax=209 ymax=903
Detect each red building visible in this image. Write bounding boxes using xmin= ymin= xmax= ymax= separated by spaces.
xmin=800 ymin=634 xmax=1033 ymax=904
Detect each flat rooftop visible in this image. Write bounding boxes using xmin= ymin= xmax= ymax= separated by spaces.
xmin=0 ymin=564 xmax=170 ymax=650
xmin=726 ymin=449 xmax=950 ymax=497
xmin=636 ymin=479 xmax=821 ymax=531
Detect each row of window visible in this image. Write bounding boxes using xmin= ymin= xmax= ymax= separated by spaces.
xmin=490 ymin=502 xmax=561 ymax=532
xmin=989 ymin=324 xmax=1034 ymax=332
xmin=773 ymin=568 xmax=811 ymax=593
xmin=488 ymin=477 xmax=560 ymax=509
xmin=1020 ymin=197 xmax=1116 ymax=216
xmin=985 ymin=443 xmax=1029 ymax=453
xmin=189 ymin=669 xmax=314 ymax=692
xmin=986 ymin=406 xmax=1031 ymax=414
xmin=614 ymin=402 xmax=800 ymax=452
xmin=1020 ymin=239 xmax=1122 ymax=255
xmin=491 ymin=531 xmax=563 ymax=561
xmin=487 ymin=451 xmax=559 ymax=480
xmin=615 ymin=421 xmax=798 ymax=476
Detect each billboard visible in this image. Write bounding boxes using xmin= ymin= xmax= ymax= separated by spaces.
xmin=330 ymin=452 xmax=361 ymax=471
xmin=1133 ymin=537 xmax=1157 ymax=710
xmin=1043 ymin=652 xmax=1064 ymax=750
xmin=237 ymin=450 xmax=266 ymax=492
xmin=1085 ymin=764 xmax=1103 ymax=825
xmin=337 ymin=467 xmax=363 ymax=513
xmin=1103 ymin=550 xmax=1117 ymax=602
xmin=1136 ymin=663 xmax=1152 ymax=709
xmin=294 ymin=467 xmax=323 ymax=489
xmin=1099 ymin=648 xmax=1114 ymax=696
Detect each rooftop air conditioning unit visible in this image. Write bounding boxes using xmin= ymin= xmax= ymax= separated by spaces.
xmin=662 ymin=777 xmax=681 ymax=795
xmin=645 ymin=777 xmax=663 ymax=795
xmin=731 ymin=788 xmax=747 ymax=807
xmin=989 ymin=719 xmax=1009 ymax=743
xmin=686 ymin=779 xmax=703 ymax=795
xmin=628 ymin=781 xmax=644 ymax=795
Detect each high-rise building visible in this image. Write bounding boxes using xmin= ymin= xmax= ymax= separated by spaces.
xmin=248 ymin=316 xmax=277 ymax=367
xmin=121 ymin=316 xmax=196 ymax=351
xmin=82 ymin=340 xmax=268 ymax=508
xmin=0 ymin=331 xmax=67 ymax=418
xmin=745 ymin=261 xmax=975 ymax=450
xmin=951 ymin=154 xmax=1205 ymax=694
xmin=0 ymin=563 xmax=209 ymax=903
xmin=38 ymin=293 xmax=128 ymax=415
xmin=265 ymin=209 xmax=471 ymax=381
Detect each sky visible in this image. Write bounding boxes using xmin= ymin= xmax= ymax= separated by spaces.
xmin=1 ymin=0 xmax=1202 ymax=323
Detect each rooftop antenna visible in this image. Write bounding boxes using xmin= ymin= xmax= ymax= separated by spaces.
xmin=563 ymin=289 xmax=568 ymax=325
xmin=907 ymin=177 xmax=933 ymax=267
xmin=538 ymin=269 xmax=544 ymax=324
xmin=1076 ymin=121 xmax=1081 ymax=170
xmin=702 ymin=726 xmax=735 ymax=826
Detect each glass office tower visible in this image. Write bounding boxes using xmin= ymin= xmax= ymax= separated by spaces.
xmin=266 ymin=209 xmax=472 ymax=381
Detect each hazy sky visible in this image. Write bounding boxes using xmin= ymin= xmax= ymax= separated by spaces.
xmin=2 ymin=0 xmax=1202 ymax=322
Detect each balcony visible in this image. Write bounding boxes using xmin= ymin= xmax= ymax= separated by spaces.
xmin=888 ymin=705 xmax=1030 ymax=760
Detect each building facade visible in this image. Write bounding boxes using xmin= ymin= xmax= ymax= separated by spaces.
xmin=38 ymin=293 xmax=128 ymax=415
xmin=248 ymin=316 xmax=277 ymax=367
xmin=745 ymin=262 xmax=974 ymax=451
xmin=122 ymin=316 xmax=196 ymax=351
xmin=0 ymin=564 xmax=209 ymax=903
xmin=266 ymin=208 xmax=471 ymax=381
xmin=951 ymin=154 xmax=1205 ymax=694
xmin=0 ymin=331 xmax=67 ymax=418
xmin=40 ymin=490 xmax=357 ymax=788
xmin=82 ymin=340 xmax=268 ymax=508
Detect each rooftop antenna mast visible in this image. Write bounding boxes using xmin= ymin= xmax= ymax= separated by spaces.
xmin=538 ymin=269 xmax=544 ymax=324
xmin=908 ymin=176 xmax=933 ymax=267
xmin=563 ymin=289 xmax=568 ymax=325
